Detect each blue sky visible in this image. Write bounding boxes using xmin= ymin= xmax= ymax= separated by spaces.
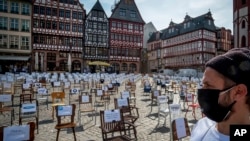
xmin=80 ymin=0 xmax=233 ymax=32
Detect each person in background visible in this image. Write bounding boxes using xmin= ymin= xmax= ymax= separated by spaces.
xmin=191 ymin=48 xmax=250 ymax=141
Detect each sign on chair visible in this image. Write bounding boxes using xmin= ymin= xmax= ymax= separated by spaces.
xmin=121 ymin=91 xmax=130 ymax=99
xmin=186 ymin=94 xmax=193 ymax=102
xmin=22 ymin=83 xmax=30 ymax=89
xmin=58 ymin=105 xmax=72 ymax=116
xmin=21 ymin=103 xmax=37 ymax=113
xmin=169 ymin=104 xmax=181 ymax=114
xmin=37 ymin=88 xmax=48 ymax=95
xmin=81 ymin=95 xmax=89 ymax=103
xmin=117 ymin=98 xmax=128 ymax=107
xmin=3 ymin=82 xmax=11 ymax=88
xmin=157 ymin=95 xmax=168 ymax=103
xmin=97 ymin=90 xmax=103 ymax=96
xmin=3 ymin=125 xmax=30 ymax=141
xmin=173 ymin=118 xmax=188 ymax=139
xmin=53 ymin=81 xmax=61 ymax=87
xmin=0 ymin=94 xmax=12 ymax=102
xmin=70 ymin=88 xmax=79 ymax=94
xmin=104 ymin=109 xmax=121 ymax=122
xmin=153 ymin=90 xmax=159 ymax=97
xmin=34 ymin=83 xmax=42 ymax=88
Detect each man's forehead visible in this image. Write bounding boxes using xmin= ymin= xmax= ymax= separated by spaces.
xmin=202 ymin=67 xmax=226 ymax=87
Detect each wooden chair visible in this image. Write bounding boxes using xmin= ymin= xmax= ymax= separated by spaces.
xmin=69 ymin=88 xmax=80 ymax=104
xmin=114 ymin=98 xmax=139 ymax=127
xmin=78 ymin=93 xmax=96 ymax=125
xmin=51 ymin=92 xmax=66 ymax=120
xmin=157 ymin=95 xmax=170 ymax=126
xmin=19 ymin=94 xmax=39 ymax=134
xmin=171 ymin=117 xmax=191 ymax=141
xmin=100 ymin=109 xmax=137 ymax=141
xmin=0 ymin=122 xmax=36 ymax=141
xmin=2 ymin=82 xmax=14 ymax=95
xmin=55 ymin=104 xmax=76 ymax=141
xmin=184 ymin=93 xmax=199 ymax=120
xmin=150 ymin=90 xmax=161 ymax=112
xmin=0 ymin=94 xmax=14 ymax=125
xmin=36 ymin=88 xmax=49 ymax=110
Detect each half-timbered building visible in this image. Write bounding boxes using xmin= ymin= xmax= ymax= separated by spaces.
xmin=32 ymin=0 xmax=85 ymax=72
xmin=84 ymin=0 xmax=109 ymax=73
xmin=109 ymin=0 xmax=145 ymax=73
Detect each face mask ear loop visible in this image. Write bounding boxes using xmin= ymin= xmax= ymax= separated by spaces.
xmin=222 ymin=101 xmax=237 ymax=120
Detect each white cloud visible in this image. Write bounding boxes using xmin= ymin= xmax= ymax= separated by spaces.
xmin=81 ymin=0 xmax=233 ymax=31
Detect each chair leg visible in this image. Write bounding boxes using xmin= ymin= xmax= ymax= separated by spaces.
xmin=56 ymin=129 xmax=60 ymax=141
xmin=52 ymin=107 xmax=54 ymax=120
xmin=72 ymin=127 xmax=76 ymax=141
xmin=36 ymin=117 xmax=39 ymax=134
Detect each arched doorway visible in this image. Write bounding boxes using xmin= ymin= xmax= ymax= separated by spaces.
xmin=72 ymin=60 xmax=81 ymax=72
xmin=129 ymin=63 xmax=137 ymax=73
xmin=121 ymin=63 xmax=128 ymax=72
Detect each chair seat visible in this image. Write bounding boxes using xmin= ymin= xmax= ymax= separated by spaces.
xmin=79 ymin=108 xmax=95 ymax=113
xmin=55 ymin=122 xmax=76 ymax=129
xmin=51 ymin=103 xmax=65 ymax=107
xmin=0 ymin=107 xmax=14 ymax=112
xmin=188 ymin=103 xmax=200 ymax=107
xmin=20 ymin=112 xmax=37 ymax=118
xmin=160 ymin=108 xmax=169 ymax=113
xmin=105 ymin=135 xmax=131 ymax=141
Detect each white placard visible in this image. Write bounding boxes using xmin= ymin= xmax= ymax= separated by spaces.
xmin=3 ymin=82 xmax=11 ymax=88
xmin=121 ymin=91 xmax=130 ymax=99
xmin=153 ymin=90 xmax=159 ymax=97
xmin=117 ymin=98 xmax=128 ymax=107
xmin=112 ymin=80 xmax=116 ymax=84
xmin=104 ymin=109 xmax=121 ymax=123
xmin=186 ymin=94 xmax=193 ymax=102
xmin=21 ymin=103 xmax=37 ymax=113
xmin=22 ymin=83 xmax=30 ymax=89
xmin=71 ymin=88 xmax=79 ymax=94
xmin=37 ymin=88 xmax=48 ymax=95
xmin=4 ymin=125 xmax=30 ymax=141
xmin=97 ymin=90 xmax=103 ymax=96
xmin=108 ymin=84 xmax=113 ymax=88
xmin=34 ymin=83 xmax=41 ymax=88
xmin=157 ymin=96 xmax=168 ymax=103
xmin=54 ymin=81 xmax=61 ymax=87
xmin=175 ymin=118 xmax=187 ymax=139
xmin=81 ymin=95 xmax=89 ymax=103
xmin=58 ymin=105 xmax=72 ymax=116
xmin=7 ymin=77 xmax=14 ymax=82
xmin=0 ymin=94 xmax=12 ymax=102
xmin=64 ymin=82 xmax=70 ymax=88
xmin=169 ymin=104 xmax=181 ymax=114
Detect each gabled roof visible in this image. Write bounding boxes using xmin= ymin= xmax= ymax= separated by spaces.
xmin=87 ymin=0 xmax=108 ymax=18
xmin=161 ymin=11 xmax=216 ymax=40
xmin=110 ymin=0 xmax=145 ymax=24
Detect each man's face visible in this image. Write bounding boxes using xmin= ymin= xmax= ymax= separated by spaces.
xmin=202 ymin=67 xmax=234 ymax=106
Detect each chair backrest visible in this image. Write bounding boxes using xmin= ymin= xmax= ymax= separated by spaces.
xmin=20 ymin=93 xmax=33 ymax=103
xmin=0 ymin=122 xmax=35 ymax=141
xmin=55 ymin=104 xmax=76 ymax=125
xmin=0 ymin=94 xmax=13 ymax=108
xmin=152 ymin=90 xmax=161 ymax=99
xmin=120 ymin=91 xmax=130 ymax=99
xmin=171 ymin=117 xmax=190 ymax=141
xmin=79 ymin=94 xmax=93 ymax=106
xmin=51 ymin=92 xmax=65 ymax=104
xmin=114 ymin=98 xmax=130 ymax=113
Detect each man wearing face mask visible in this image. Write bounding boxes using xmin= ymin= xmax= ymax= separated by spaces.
xmin=190 ymin=48 xmax=250 ymax=141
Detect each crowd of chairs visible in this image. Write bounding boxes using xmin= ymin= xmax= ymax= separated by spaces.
xmin=0 ymin=72 xmax=204 ymax=140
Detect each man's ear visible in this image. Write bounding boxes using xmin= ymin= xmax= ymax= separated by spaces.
xmin=234 ymin=84 xmax=248 ymax=100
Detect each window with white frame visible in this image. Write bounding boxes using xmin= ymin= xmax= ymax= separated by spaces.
xmin=128 ymin=23 xmax=133 ymax=31
xmin=21 ymin=19 xmax=30 ymax=32
xmin=0 ymin=0 xmax=7 ymax=12
xmin=11 ymin=2 xmax=19 ymax=14
xmin=0 ymin=34 xmax=7 ymax=48
xmin=21 ymin=36 xmax=29 ymax=50
xmin=0 ymin=16 xmax=7 ymax=30
xmin=10 ymin=18 xmax=19 ymax=31
xmin=9 ymin=35 xmax=19 ymax=49
xmin=22 ymin=3 xmax=30 ymax=15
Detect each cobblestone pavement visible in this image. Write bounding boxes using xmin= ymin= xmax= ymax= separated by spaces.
xmin=0 ymin=78 xmax=203 ymax=141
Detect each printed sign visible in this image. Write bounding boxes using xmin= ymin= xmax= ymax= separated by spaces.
xmin=34 ymin=83 xmax=42 ymax=88
xmin=37 ymin=88 xmax=48 ymax=95
xmin=175 ymin=118 xmax=187 ymax=139
xmin=117 ymin=98 xmax=128 ymax=107
xmin=21 ymin=103 xmax=36 ymax=113
xmin=104 ymin=109 xmax=121 ymax=123
xmin=97 ymin=90 xmax=103 ymax=96
xmin=3 ymin=125 xmax=30 ymax=141
xmin=22 ymin=83 xmax=30 ymax=89
xmin=53 ymin=81 xmax=61 ymax=87
xmin=169 ymin=104 xmax=181 ymax=114
xmin=58 ymin=105 xmax=72 ymax=116
xmin=153 ymin=90 xmax=159 ymax=97
xmin=3 ymin=82 xmax=11 ymax=88
xmin=64 ymin=82 xmax=70 ymax=88
xmin=0 ymin=94 xmax=12 ymax=102
xmin=108 ymin=84 xmax=113 ymax=88
xmin=81 ymin=95 xmax=89 ymax=103
xmin=71 ymin=88 xmax=79 ymax=94
xmin=121 ymin=91 xmax=130 ymax=99
xmin=186 ymin=94 xmax=193 ymax=102
xmin=157 ymin=95 xmax=168 ymax=103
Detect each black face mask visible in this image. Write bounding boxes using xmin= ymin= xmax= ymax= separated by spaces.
xmin=197 ymin=86 xmax=236 ymax=122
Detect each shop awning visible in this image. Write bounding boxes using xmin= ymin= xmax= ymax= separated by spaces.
xmin=0 ymin=56 xmax=30 ymax=61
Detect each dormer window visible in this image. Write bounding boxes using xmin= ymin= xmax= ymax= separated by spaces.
xmin=208 ymin=20 xmax=211 ymax=25
xmin=130 ymin=10 xmax=136 ymax=18
xmin=119 ymin=8 xmax=126 ymax=16
xmin=184 ymin=23 xmax=186 ymax=29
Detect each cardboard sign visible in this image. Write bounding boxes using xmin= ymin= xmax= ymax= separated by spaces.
xmin=21 ymin=103 xmax=36 ymax=113
xmin=81 ymin=95 xmax=89 ymax=103
xmin=121 ymin=91 xmax=130 ymax=99
xmin=37 ymin=88 xmax=48 ymax=95
xmin=0 ymin=94 xmax=12 ymax=102
xmin=104 ymin=109 xmax=121 ymax=123
xmin=117 ymin=98 xmax=128 ymax=107
xmin=58 ymin=105 xmax=72 ymax=116
xmin=3 ymin=125 xmax=30 ymax=141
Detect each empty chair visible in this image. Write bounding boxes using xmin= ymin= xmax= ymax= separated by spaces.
xmin=171 ymin=117 xmax=191 ymax=141
xmin=51 ymin=92 xmax=66 ymax=120
xmin=55 ymin=104 xmax=77 ymax=141
xmin=0 ymin=94 xmax=14 ymax=125
xmin=157 ymin=95 xmax=170 ymax=126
